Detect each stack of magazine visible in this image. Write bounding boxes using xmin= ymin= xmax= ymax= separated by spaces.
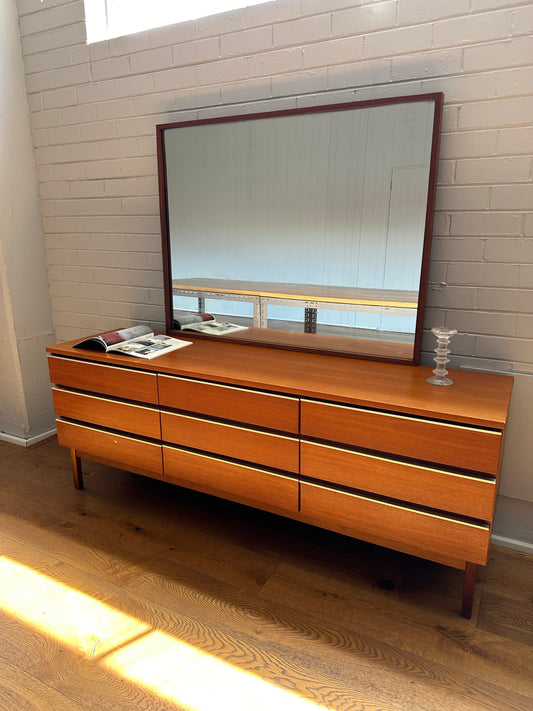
xmin=73 ymin=325 xmax=192 ymax=359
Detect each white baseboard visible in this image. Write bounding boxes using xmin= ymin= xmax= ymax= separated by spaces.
xmin=0 ymin=428 xmax=57 ymax=447
xmin=491 ymin=533 xmax=533 ymax=555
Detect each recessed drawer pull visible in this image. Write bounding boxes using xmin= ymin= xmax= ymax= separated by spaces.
xmin=304 ymin=481 xmax=488 ymax=529
xmin=52 ymin=387 xmax=160 ymax=412
xmin=56 ymin=419 xmax=160 ymax=445
xmin=161 ymin=411 xmax=299 ymax=473
xmin=300 ymin=399 xmax=502 ymax=474
xmin=48 ymin=355 xmax=158 ymax=404
xmin=52 ymin=387 xmax=161 ymax=439
xmin=300 ymin=439 xmax=496 ymax=520
xmin=164 ymin=444 xmax=290 ymax=476
xmin=300 ymin=481 xmax=491 ymax=565
xmin=56 ymin=420 xmax=163 ymax=476
xmin=162 ymin=375 xmax=295 ymax=401
xmin=49 ymin=355 xmax=146 ymax=372
xmin=302 ymin=439 xmax=496 ymax=481
xmin=302 ymin=398 xmax=498 ymax=433
xmin=163 ymin=411 xmax=296 ymax=439
xmin=163 ymin=445 xmax=299 ymax=513
xmin=159 ymin=374 xmax=299 ymax=433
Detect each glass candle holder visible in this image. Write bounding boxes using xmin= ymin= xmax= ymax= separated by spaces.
xmin=426 ymin=327 xmax=457 ymax=386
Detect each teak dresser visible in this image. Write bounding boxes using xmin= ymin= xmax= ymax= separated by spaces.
xmin=47 ymin=337 xmax=513 ymax=618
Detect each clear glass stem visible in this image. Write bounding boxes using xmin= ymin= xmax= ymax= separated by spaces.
xmin=426 ymin=327 xmax=457 ymax=386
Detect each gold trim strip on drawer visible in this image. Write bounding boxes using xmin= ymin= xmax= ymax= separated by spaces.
xmin=158 ymin=373 xmax=299 ymax=433
xmin=56 ymin=419 xmax=161 ymax=445
xmin=57 ymin=420 xmax=163 ymax=477
xmin=48 ymin=355 xmax=159 ymax=404
xmin=164 ymin=411 xmax=297 ymax=442
xmin=163 ymin=445 xmax=299 ymax=514
xmin=302 ymin=480 xmax=489 ymax=530
xmin=164 ymin=444 xmax=294 ymax=479
xmin=52 ymin=387 xmax=160 ymax=413
xmin=160 ymin=375 xmax=298 ymax=401
xmin=301 ymin=398 xmax=501 ymax=435
xmin=304 ymin=439 xmax=495 ymax=484
xmin=48 ymin=354 xmax=148 ymax=373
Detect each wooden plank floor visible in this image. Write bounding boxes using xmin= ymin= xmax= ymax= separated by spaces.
xmin=0 ymin=437 xmax=532 ymax=711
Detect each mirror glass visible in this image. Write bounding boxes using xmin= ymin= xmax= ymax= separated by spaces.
xmin=157 ymin=93 xmax=442 ymax=363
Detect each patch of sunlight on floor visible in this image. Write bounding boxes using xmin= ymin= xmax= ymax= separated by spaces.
xmin=0 ymin=555 xmax=332 ymax=710
xmin=0 ymin=556 xmax=149 ymax=658
xmin=106 ymin=629 xmax=328 ymax=711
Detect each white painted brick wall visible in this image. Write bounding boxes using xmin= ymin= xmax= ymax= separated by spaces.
xmin=14 ymin=0 xmax=532 ymax=378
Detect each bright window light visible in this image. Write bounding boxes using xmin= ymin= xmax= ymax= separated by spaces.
xmin=84 ymin=0 xmax=271 ymax=43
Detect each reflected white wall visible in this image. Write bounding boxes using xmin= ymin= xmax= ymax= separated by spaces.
xmin=165 ymin=100 xmax=434 ymax=333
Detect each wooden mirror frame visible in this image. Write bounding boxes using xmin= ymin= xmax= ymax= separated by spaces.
xmin=157 ymin=92 xmax=443 ymax=364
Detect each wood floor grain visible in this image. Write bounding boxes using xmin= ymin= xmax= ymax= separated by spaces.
xmin=0 ymin=437 xmax=532 ymax=711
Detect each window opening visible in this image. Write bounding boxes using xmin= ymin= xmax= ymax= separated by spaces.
xmin=84 ymin=0 xmax=271 ymax=43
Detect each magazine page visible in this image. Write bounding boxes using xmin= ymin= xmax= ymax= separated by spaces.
xmin=173 ymin=311 xmax=247 ymax=335
xmin=73 ymin=324 xmax=153 ymax=351
xmin=112 ymin=334 xmax=192 ymax=359
xmin=185 ymin=321 xmax=249 ymax=335
xmin=173 ymin=312 xmax=214 ymax=330
xmin=104 ymin=324 xmax=154 ymax=349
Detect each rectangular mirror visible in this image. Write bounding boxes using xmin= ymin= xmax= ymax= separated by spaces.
xmin=157 ymin=92 xmax=443 ymax=364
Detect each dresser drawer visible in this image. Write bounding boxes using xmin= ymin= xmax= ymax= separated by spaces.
xmin=300 ymin=481 xmax=491 ymax=565
xmin=301 ymin=399 xmax=502 ymax=475
xmin=48 ymin=356 xmax=158 ymax=404
xmin=56 ymin=420 xmax=163 ymax=475
xmin=163 ymin=446 xmax=299 ymax=512
xmin=53 ymin=388 xmax=161 ymax=440
xmin=161 ymin=412 xmax=299 ymax=473
xmin=158 ymin=375 xmax=299 ymax=433
xmin=301 ymin=440 xmax=495 ymax=521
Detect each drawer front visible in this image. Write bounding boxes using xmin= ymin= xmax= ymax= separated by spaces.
xmin=53 ymin=388 xmax=161 ymax=440
xmin=300 ymin=481 xmax=490 ymax=565
xmin=161 ymin=412 xmax=299 ymax=473
xmin=56 ymin=420 xmax=163 ymax=475
xmin=163 ymin=446 xmax=299 ymax=513
xmin=301 ymin=399 xmax=502 ymax=475
xmin=301 ymin=441 xmax=495 ymax=521
xmin=48 ymin=356 xmax=158 ymax=404
xmin=159 ymin=374 xmax=299 ymax=433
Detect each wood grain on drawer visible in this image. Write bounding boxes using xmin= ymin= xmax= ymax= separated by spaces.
xmin=159 ymin=375 xmax=299 ymax=433
xmin=301 ymin=441 xmax=495 ymax=521
xmin=300 ymin=481 xmax=490 ymax=565
xmin=52 ymin=388 xmax=161 ymax=440
xmin=301 ymin=399 xmax=502 ymax=475
xmin=56 ymin=420 xmax=163 ymax=475
xmin=163 ymin=446 xmax=298 ymax=512
xmin=48 ymin=356 xmax=158 ymax=404
xmin=161 ymin=412 xmax=299 ymax=473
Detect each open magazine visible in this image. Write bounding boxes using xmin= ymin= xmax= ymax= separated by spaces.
xmin=73 ymin=324 xmax=192 ymax=359
xmin=173 ymin=312 xmax=249 ymax=335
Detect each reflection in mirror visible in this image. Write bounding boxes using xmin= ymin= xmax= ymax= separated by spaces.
xmin=157 ymin=93 xmax=442 ymax=364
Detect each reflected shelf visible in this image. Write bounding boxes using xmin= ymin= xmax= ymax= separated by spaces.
xmin=172 ymin=277 xmax=418 ymax=331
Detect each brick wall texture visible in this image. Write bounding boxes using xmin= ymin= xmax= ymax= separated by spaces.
xmin=15 ymin=0 xmax=533 ymax=372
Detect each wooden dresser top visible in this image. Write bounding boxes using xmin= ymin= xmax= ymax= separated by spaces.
xmin=47 ymin=337 xmax=513 ymax=429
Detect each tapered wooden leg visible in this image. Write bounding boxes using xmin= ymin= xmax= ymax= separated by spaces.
xmin=70 ymin=449 xmax=84 ymax=489
xmin=461 ymin=562 xmax=477 ymax=619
